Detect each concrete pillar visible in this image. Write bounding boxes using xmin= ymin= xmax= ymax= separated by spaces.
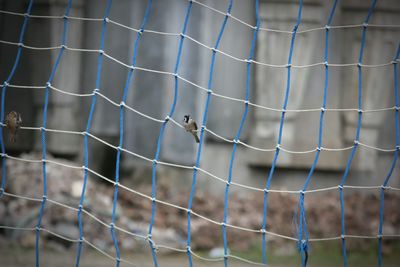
xmin=80 ymin=0 xmax=133 ymax=175
xmin=249 ymin=0 xmax=346 ymax=169
xmin=30 ymin=0 xmax=84 ymax=156
xmin=121 ymin=0 xmax=207 ymax=168
xmin=0 ymin=0 xmax=35 ymax=152
xmin=341 ymin=0 xmax=400 ymax=184
xmin=203 ymin=0 xmax=255 ymax=141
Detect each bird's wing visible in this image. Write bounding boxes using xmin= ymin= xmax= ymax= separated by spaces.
xmin=193 ymin=121 xmax=198 ymax=130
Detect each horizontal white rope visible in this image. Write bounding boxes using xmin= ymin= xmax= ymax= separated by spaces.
xmin=190 ymin=0 xmax=400 ymax=33
xmin=1 ymin=7 xmax=399 ymax=34
xmin=0 ymin=225 xmax=140 ymax=266
xmin=2 ymin=190 xmax=399 ymax=256
xmin=0 ymin=11 xmax=399 ymax=69
xmin=0 ymin=192 xmax=268 ymax=266
xmin=1 ymin=122 xmax=398 ymax=196
xmin=0 ymin=41 xmax=399 ymax=120
xmin=11 ymin=224 xmax=387 ymax=265
xmin=2 ymin=155 xmax=400 ymax=241
xmin=1 ymin=82 xmax=398 ymax=156
xmin=0 ymin=40 xmax=399 ymax=118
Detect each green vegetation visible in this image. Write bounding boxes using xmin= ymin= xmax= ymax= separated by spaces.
xmin=231 ymin=241 xmax=400 ymax=267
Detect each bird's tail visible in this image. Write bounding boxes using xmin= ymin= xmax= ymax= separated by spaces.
xmin=192 ymin=132 xmax=200 ymax=143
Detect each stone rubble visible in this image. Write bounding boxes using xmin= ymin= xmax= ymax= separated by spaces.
xmin=0 ymin=153 xmax=399 ymax=255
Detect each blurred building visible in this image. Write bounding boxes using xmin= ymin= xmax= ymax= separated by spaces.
xmin=0 ymin=0 xmax=399 ymax=194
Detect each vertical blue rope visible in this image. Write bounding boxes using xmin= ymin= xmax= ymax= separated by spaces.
xmin=186 ymin=1 xmax=233 ymax=266
xmin=111 ymin=1 xmax=152 ymax=267
xmin=36 ymin=1 xmax=73 ymax=267
xmin=147 ymin=2 xmax=193 ymax=267
xmin=338 ymin=2 xmax=376 ymax=266
xmin=0 ymin=0 xmax=35 ymax=197
xmin=221 ymin=1 xmax=259 ymax=267
xmin=377 ymin=43 xmax=400 ymax=267
xmin=75 ymin=1 xmax=113 ymax=266
xmin=260 ymin=0 xmax=303 ymax=264
xmin=294 ymin=1 xmax=338 ymax=266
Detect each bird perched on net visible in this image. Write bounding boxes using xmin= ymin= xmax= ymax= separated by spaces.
xmin=5 ymin=111 xmax=22 ymax=143
xmin=183 ymin=115 xmax=199 ymax=143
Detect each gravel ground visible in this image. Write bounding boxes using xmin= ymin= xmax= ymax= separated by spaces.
xmin=1 ymin=246 xmax=398 ymax=267
xmin=0 ymin=247 xmax=261 ymax=267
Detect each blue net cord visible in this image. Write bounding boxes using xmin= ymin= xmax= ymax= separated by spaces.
xmin=294 ymin=1 xmax=338 ymax=266
xmin=221 ymin=1 xmax=260 ymax=267
xmin=148 ymin=2 xmax=193 ymax=267
xmin=260 ymin=0 xmax=303 ymax=264
xmin=75 ymin=0 xmax=113 ymax=266
xmin=111 ymin=1 xmax=152 ymax=267
xmin=35 ymin=1 xmax=73 ymax=267
xmin=338 ymin=1 xmax=377 ymax=266
xmin=377 ymin=43 xmax=400 ymax=267
xmin=0 ymin=0 xmax=35 ymax=197
xmin=186 ymin=1 xmax=233 ymax=266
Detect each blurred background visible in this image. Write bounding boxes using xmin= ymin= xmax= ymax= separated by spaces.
xmin=0 ymin=0 xmax=399 ymax=266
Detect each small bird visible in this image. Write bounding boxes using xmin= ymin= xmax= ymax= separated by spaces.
xmin=183 ymin=115 xmax=199 ymax=143
xmin=5 ymin=111 xmax=22 ymax=143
